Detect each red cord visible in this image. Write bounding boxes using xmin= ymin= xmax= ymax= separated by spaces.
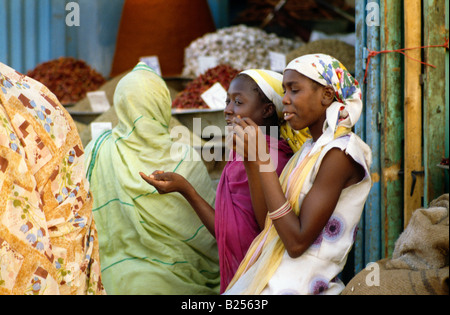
xmin=364 ymin=38 xmax=449 ymax=83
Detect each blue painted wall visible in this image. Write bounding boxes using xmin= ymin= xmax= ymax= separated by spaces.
xmin=1 ymin=0 xmax=124 ymax=77
xmin=354 ymin=0 xmax=382 ymax=272
xmin=0 ymin=0 xmax=229 ymax=78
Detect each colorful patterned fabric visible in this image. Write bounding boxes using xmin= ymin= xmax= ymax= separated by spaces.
xmin=224 ymin=54 xmax=371 ymax=295
xmin=84 ymin=63 xmax=220 ymax=294
xmin=0 ymin=62 xmax=105 ymax=295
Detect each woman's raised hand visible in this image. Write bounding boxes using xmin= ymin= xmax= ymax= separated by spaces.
xmin=228 ymin=116 xmax=273 ymax=171
xmin=139 ymin=170 xmax=189 ymax=194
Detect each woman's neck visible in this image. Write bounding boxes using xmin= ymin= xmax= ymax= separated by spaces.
xmin=309 ymin=116 xmax=326 ymax=142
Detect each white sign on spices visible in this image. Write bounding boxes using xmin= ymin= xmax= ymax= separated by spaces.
xmin=197 ymin=56 xmax=218 ymax=76
xmin=90 ymin=122 xmax=112 ymax=140
xmin=201 ymin=82 xmax=227 ymax=110
xmin=87 ymin=91 xmax=111 ymax=113
xmin=269 ymin=51 xmax=286 ymax=73
xmin=139 ymin=56 xmax=162 ymax=76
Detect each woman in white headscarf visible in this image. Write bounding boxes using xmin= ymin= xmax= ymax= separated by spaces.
xmin=224 ymin=54 xmax=372 ymax=295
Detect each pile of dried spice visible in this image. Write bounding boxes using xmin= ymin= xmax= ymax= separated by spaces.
xmin=287 ymin=39 xmax=355 ymax=74
xmin=172 ymin=64 xmax=240 ymax=109
xmin=182 ymin=25 xmax=302 ymax=78
xmin=27 ymin=57 xmax=106 ymax=105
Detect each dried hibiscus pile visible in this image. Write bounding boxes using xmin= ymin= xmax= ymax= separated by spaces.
xmin=172 ymin=64 xmax=240 ymax=109
xmin=27 ymin=57 xmax=106 ymax=105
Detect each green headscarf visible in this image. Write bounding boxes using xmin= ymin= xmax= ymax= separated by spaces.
xmin=85 ymin=63 xmax=220 ymax=294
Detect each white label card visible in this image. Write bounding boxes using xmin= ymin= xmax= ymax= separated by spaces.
xmin=90 ymin=122 xmax=112 ymax=140
xmin=200 ymin=82 xmax=227 ymax=110
xmin=269 ymin=51 xmax=286 ymax=73
xmin=87 ymin=91 xmax=111 ymax=113
xmin=139 ymin=56 xmax=162 ymax=76
xmin=197 ymin=56 xmax=218 ymax=76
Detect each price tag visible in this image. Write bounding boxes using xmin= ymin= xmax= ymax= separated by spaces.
xmin=201 ymin=82 xmax=227 ymax=110
xmin=87 ymin=91 xmax=111 ymax=113
xmin=139 ymin=56 xmax=162 ymax=76
xmin=197 ymin=56 xmax=218 ymax=76
xmin=269 ymin=51 xmax=286 ymax=73
xmin=90 ymin=122 xmax=112 ymax=140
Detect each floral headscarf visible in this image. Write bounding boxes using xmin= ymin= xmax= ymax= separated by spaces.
xmin=284 ymin=54 xmax=362 ymax=155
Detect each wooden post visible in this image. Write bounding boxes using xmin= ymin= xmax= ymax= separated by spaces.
xmin=404 ymin=0 xmax=424 ymax=226
xmin=446 ymin=0 xmax=450 ymax=193
xmin=380 ymin=0 xmax=403 ymax=257
xmin=423 ymin=0 xmax=447 ymax=204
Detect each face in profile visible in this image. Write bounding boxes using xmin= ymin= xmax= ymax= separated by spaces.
xmin=224 ymin=75 xmax=268 ymax=127
xmin=282 ymin=70 xmax=328 ymax=132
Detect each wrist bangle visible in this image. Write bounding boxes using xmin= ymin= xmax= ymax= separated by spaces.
xmin=268 ymin=200 xmax=292 ymax=221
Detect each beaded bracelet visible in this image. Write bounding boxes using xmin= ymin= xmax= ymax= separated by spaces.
xmin=268 ymin=200 xmax=292 ymax=221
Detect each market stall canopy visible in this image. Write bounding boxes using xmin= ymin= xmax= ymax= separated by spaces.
xmin=110 ymin=0 xmax=216 ymax=77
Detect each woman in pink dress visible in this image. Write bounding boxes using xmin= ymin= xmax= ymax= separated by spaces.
xmin=141 ymin=69 xmax=308 ymax=292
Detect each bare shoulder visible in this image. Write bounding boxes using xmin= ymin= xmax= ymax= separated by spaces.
xmin=318 ymin=147 xmax=365 ymax=188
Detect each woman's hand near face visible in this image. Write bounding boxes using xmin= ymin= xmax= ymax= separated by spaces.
xmin=229 ymin=116 xmax=273 ymax=170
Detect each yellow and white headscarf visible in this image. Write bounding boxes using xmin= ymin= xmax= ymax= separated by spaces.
xmin=240 ymin=69 xmax=310 ymax=152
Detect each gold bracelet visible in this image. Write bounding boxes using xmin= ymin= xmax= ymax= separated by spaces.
xmin=268 ymin=200 xmax=292 ymax=220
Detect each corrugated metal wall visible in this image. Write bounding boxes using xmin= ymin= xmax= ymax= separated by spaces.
xmin=0 ymin=0 xmax=227 ymax=78
xmin=0 ymin=0 xmax=124 ymax=77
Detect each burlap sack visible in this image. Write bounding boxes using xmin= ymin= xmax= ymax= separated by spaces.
xmin=342 ymin=259 xmax=448 ymax=295
xmin=388 ymin=194 xmax=449 ymax=270
xmin=342 ymin=194 xmax=449 ymax=295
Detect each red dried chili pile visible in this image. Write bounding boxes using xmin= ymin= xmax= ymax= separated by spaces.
xmin=172 ymin=64 xmax=240 ymax=109
xmin=27 ymin=57 xmax=106 ymax=105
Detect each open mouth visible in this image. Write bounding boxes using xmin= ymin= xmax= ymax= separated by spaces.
xmin=283 ymin=112 xmax=295 ymax=121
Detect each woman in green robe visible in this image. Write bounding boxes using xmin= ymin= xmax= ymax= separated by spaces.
xmin=85 ymin=63 xmax=220 ymax=295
